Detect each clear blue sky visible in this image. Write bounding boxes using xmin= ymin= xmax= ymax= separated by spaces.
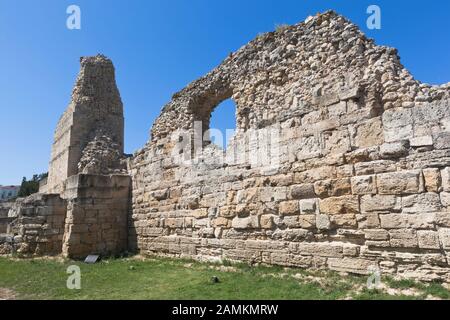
xmin=0 ymin=0 xmax=449 ymax=185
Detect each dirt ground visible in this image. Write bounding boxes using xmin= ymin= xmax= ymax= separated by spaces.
xmin=0 ymin=288 xmax=16 ymax=300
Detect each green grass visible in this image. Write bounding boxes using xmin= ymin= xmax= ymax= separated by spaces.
xmin=0 ymin=255 xmax=448 ymax=300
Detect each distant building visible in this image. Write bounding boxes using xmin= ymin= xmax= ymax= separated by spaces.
xmin=0 ymin=185 xmax=20 ymax=201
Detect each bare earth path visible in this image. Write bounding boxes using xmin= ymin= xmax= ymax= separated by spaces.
xmin=0 ymin=288 xmax=16 ymax=300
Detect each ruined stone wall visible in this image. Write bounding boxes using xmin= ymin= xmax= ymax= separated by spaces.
xmin=46 ymin=55 xmax=125 ymax=194
xmin=62 ymin=174 xmax=130 ymax=258
xmin=0 ymin=194 xmax=67 ymax=255
xmin=129 ymin=11 xmax=450 ymax=281
xmin=0 ymin=202 xmax=13 ymax=234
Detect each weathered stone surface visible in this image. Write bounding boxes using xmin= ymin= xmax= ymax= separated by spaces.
xmin=402 ymin=192 xmax=441 ymax=213
xmin=423 ymin=168 xmax=441 ymax=193
xmin=279 ymin=201 xmax=300 ymax=216
xmin=360 ymin=194 xmax=400 ymax=212
xmin=351 ymin=175 xmax=377 ymax=195
xmin=441 ymin=167 xmax=450 ymax=192
xmin=353 ymin=118 xmax=384 ymax=148
xmin=379 ymin=141 xmax=409 ymax=159
xmin=434 ymin=132 xmax=450 ymax=150
xmin=417 ymin=230 xmax=440 ymax=249
xmin=231 ymin=216 xmax=259 ymax=229
xmin=319 ymin=196 xmax=359 ymax=215
xmin=299 ymin=199 xmax=318 ymax=214
xmin=290 ymin=184 xmax=315 ymax=199
xmin=377 ymin=170 xmax=423 ymax=195
xmin=314 ymin=179 xmax=351 ymax=197
xmin=364 ymin=229 xmax=389 ymax=241
xmin=328 ymin=258 xmax=375 ymax=275
xmin=389 ymin=229 xmax=418 ymax=248
xmin=380 ymin=213 xmax=435 ymax=229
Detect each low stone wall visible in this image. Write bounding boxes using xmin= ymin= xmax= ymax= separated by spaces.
xmin=5 ymin=193 xmax=66 ymax=255
xmin=0 ymin=174 xmax=130 ymax=258
xmin=62 ymin=174 xmax=130 ymax=258
xmin=0 ymin=202 xmax=13 ymax=233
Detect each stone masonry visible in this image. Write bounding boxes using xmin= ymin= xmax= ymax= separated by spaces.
xmin=2 ymin=11 xmax=450 ymax=282
xmin=46 ymin=55 xmax=126 ymax=194
xmin=129 ymin=11 xmax=450 ymax=282
xmin=0 ymin=55 xmax=130 ymax=258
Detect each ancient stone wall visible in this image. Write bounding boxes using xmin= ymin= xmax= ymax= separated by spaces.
xmin=46 ymin=55 xmax=125 ymax=194
xmin=0 ymin=202 xmax=13 ymax=234
xmin=0 ymin=194 xmax=67 ymax=255
xmin=129 ymin=11 xmax=450 ymax=281
xmin=62 ymin=174 xmax=130 ymax=258
xmin=1 ymin=55 xmax=130 ymax=259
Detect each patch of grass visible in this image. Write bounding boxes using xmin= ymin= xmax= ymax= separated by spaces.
xmin=0 ymin=256 xmax=449 ymax=300
xmin=424 ymin=283 xmax=450 ymax=299
xmin=352 ymin=288 xmax=418 ymax=300
xmin=385 ymin=278 xmax=425 ymax=290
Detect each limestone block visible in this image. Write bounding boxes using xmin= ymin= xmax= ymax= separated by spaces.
xmin=219 ymin=206 xmax=237 ymax=218
xmin=330 ymin=214 xmax=357 ymax=228
xmin=379 ymin=141 xmax=409 ymax=159
xmin=322 ymin=129 xmax=351 ymax=155
xmin=279 ymin=200 xmax=300 ymax=215
xmin=417 ymin=230 xmax=440 ymax=249
xmin=380 ymin=213 xmax=435 ymax=229
xmin=438 ymin=228 xmax=450 ymax=250
xmin=410 ymin=136 xmax=433 ymax=147
xmin=356 ymin=213 xmax=380 ymax=229
xmin=298 ymin=215 xmax=316 ymax=229
xmin=434 ymin=132 xmax=450 ymax=150
xmin=339 ymin=86 xmax=361 ymax=101
xmin=353 ymin=117 xmax=383 ymax=148
xmin=231 ymin=216 xmax=259 ymax=229
xmin=260 ymin=215 xmax=275 ymax=229
xmin=212 ymin=217 xmax=231 ymax=228
xmin=354 ymin=160 xmax=396 ymax=176
xmin=290 ymin=183 xmax=315 ymax=199
xmin=299 ymin=198 xmax=319 ymax=214
xmin=440 ymin=167 xmax=450 ymax=192
xmin=364 ymin=229 xmax=389 ymax=241
xmin=296 ymin=242 xmax=343 ymax=258
xmin=435 ymin=212 xmax=450 ymax=227
xmin=192 ymin=208 xmax=208 ymax=219
xmin=314 ymin=178 xmax=351 ymax=197
xmin=402 ymin=193 xmax=441 ymax=213
xmin=360 ymin=194 xmax=400 ymax=212
xmin=282 ymin=216 xmax=300 ymax=228
xmin=260 ymin=187 xmax=288 ymax=202
xmin=316 ymin=214 xmax=331 ymax=231
xmin=389 ymin=229 xmax=418 ymax=248
xmin=343 ymin=244 xmax=360 ymax=257
xmin=327 ymin=258 xmax=375 ymax=275
xmin=351 ymin=175 xmax=377 ymax=195
xmin=423 ymin=168 xmax=441 ymax=193
xmin=296 ymin=136 xmax=322 ymax=160
xmin=440 ymin=192 xmax=450 ymax=207
xmin=319 ymin=196 xmax=359 ymax=215
xmin=377 ymin=170 xmax=423 ymax=195
xmin=382 ymin=107 xmax=413 ymax=131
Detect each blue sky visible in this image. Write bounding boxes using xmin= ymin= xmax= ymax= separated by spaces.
xmin=0 ymin=0 xmax=449 ymax=185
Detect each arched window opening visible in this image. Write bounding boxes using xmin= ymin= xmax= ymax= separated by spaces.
xmin=207 ymin=98 xmax=237 ymax=150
